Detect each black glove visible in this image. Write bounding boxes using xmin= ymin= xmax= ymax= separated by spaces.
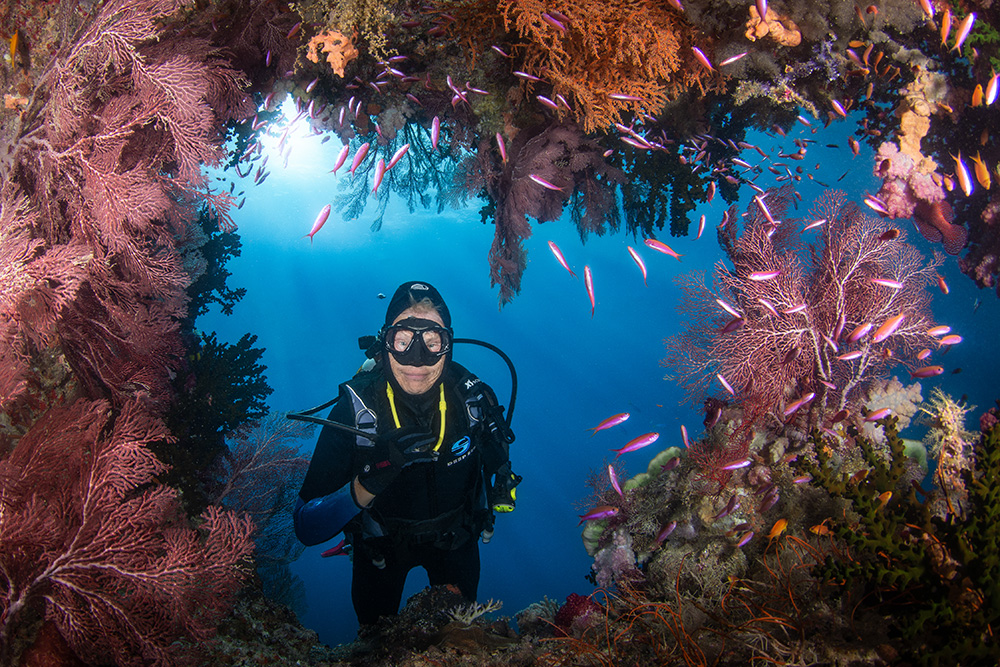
xmin=356 ymin=427 xmax=438 ymax=497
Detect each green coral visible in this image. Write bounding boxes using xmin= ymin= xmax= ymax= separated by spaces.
xmin=800 ymin=414 xmax=1000 ymax=664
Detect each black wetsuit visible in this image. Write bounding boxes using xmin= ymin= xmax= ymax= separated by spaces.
xmin=298 ymin=361 xmax=505 ymax=625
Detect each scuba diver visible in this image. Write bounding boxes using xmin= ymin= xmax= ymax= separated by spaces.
xmin=292 ymin=281 xmax=521 ymax=626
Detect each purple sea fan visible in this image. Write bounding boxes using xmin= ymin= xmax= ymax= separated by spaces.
xmin=663 ymin=187 xmax=943 ymax=429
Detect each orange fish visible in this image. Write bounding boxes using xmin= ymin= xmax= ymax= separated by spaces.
xmin=876 ymin=491 xmax=892 ymax=510
xmin=940 ymin=8 xmax=952 ymax=47
xmin=971 ymin=152 xmax=991 ymax=190
xmin=972 ymin=84 xmax=984 ymax=107
xmin=767 ymin=518 xmax=788 ymax=541
xmin=810 ymin=520 xmax=832 ymax=536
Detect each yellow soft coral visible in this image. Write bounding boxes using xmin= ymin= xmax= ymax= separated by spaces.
xmin=306 ymin=29 xmax=359 ymax=78
xmin=745 ymin=5 xmax=801 ymax=47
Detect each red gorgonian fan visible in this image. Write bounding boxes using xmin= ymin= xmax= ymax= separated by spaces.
xmin=664 ymin=186 xmax=944 ymax=431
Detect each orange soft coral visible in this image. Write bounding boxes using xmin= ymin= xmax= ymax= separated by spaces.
xmin=745 ymin=5 xmax=801 ymax=47
xmin=306 ymin=29 xmax=359 ymax=78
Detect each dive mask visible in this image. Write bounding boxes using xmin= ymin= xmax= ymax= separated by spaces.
xmin=383 ymin=317 xmax=453 ymax=367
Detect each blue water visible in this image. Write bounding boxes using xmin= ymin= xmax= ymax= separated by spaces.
xmin=201 ymin=105 xmax=995 ymax=645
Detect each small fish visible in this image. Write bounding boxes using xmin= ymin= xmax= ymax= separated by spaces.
xmin=349 ymin=142 xmax=370 ymax=176
xmin=372 ymin=158 xmax=386 ymax=194
xmin=971 ymin=152 xmax=991 ymax=190
xmin=878 ymin=228 xmax=900 ymax=242
xmin=848 ymin=322 xmax=873 ymax=342
xmin=656 ymin=521 xmax=678 ymax=544
xmin=951 ymin=12 xmax=975 ymax=53
xmin=695 ymin=215 xmax=706 ymax=240
xmin=865 ymin=407 xmax=892 ymax=421
xmin=589 ymin=412 xmax=630 ymax=435
xmin=537 ymin=94 xmax=560 ymax=111
xmin=927 ymin=325 xmax=952 ymax=337
xmin=608 ymin=93 xmax=642 ymax=101
xmin=386 ymin=143 xmax=411 ymax=170
xmin=876 ymin=491 xmax=892 ymax=510
xmin=661 ymin=457 xmax=681 ymax=472
xmin=612 ymin=432 xmax=660 ymax=458
xmin=748 ymin=270 xmax=781 ymax=281
xmin=917 ymin=348 xmax=932 ymax=360
xmin=767 ymin=518 xmax=788 ymax=541
xmin=540 ymin=12 xmax=566 ymax=32
xmin=759 ymin=492 xmax=779 ymax=513
xmin=584 ymin=265 xmax=595 ymax=316
xmin=578 ymin=505 xmax=619 ymax=524
xmin=715 ymin=298 xmax=741 ymax=317
xmin=918 ymin=0 xmax=934 ymax=19
xmin=513 ymin=70 xmax=543 ymax=82
xmin=792 ymin=474 xmax=812 ymax=484
xmin=644 ymin=238 xmax=682 ymax=260
xmin=756 ymin=0 xmax=768 ymax=19
xmin=528 ymin=174 xmax=564 ymax=191
xmin=680 ymin=424 xmax=690 ymax=448
xmin=691 ymin=46 xmax=713 ymax=71
xmin=952 ymin=152 xmax=973 ymax=196
xmin=304 ymin=204 xmax=331 ymax=243
xmin=491 ymin=45 xmax=511 ymax=58
xmin=939 ymin=334 xmax=963 ymax=346
xmin=910 ymin=365 xmax=944 ymax=379
xmin=608 ymin=464 xmax=623 ymax=497
xmin=719 ymin=51 xmax=748 ymax=66
xmin=972 ymin=84 xmax=984 ymax=107
xmin=717 ymin=373 xmax=736 ymax=395
xmin=870 ymin=277 xmax=904 ymax=289
xmin=627 ymin=246 xmax=648 ymax=286
xmin=871 ymin=313 xmax=906 ymax=343
xmin=547 ymin=241 xmax=576 ymax=278
xmin=831 ymin=100 xmax=847 ymax=118
xmin=735 ymin=530 xmax=754 ymax=547
xmin=720 ymin=458 xmax=751 ymax=470
xmin=837 ymin=350 xmax=863 ymax=361
xmin=706 ymin=181 xmax=716 ymax=203
xmin=986 ymin=72 xmax=999 ymax=106
xmin=496 ymin=133 xmax=507 ymax=163
xmin=783 ymin=392 xmax=816 ymax=416
xmin=431 ymin=116 xmax=440 ymax=149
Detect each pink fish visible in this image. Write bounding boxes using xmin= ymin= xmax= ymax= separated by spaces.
xmin=758 ymin=298 xmax=779 ymax=317
xmin=831 ymin=100 xmax=848 ymax=117
xmin=513 ymin=70 xmax=543 ymax=81
xmin=613 ymin=432 xmax=660 ymax=458
xmin=528 ymin=174 xmax=564 ymax=191
xmin=756 ymin=0 xmax=767 ymax=18
xmin=720 ymin=458 xmax=751 ymax=470
xmin=939 ymin=334 xmax=962 ymax=346
xmin=589 ymin=412 xmax=630 ymax=435
xmin=627 ymin=246 xmax=647 ymax=286
xmin=431 ymin=116 xmax=440 ymax=150
xmin=910 ymin=365 xmax=944 ymax=378
xmin=783 ymin=392 xmax=815 ymax=416
xmin=578 ymin=505 xmax=619 ymax=524
xmin=717 ymin=373 xmax=736 ymax=395
xmin=496 ymin=133 xmax=507 ymax=163
xmin=349 ymin=142 xmax=370 ymax=176
xmin=609 ymin=93 xmax=642 ymax=101
xmin=691 ymin=46 xmax=713 ymax=71
xmin=748 ymin=270 xmax=780 ymax=281
xmin=865 ymin=407 xmax=892 ymax=421
xmin=680 ymin=424 xmax=689 ymax=448
xmin=386 ymin=143 xmax=410 ymax=170
xmin=706 ymin=181 xmax=716 ymax=203
xmin=917 ymin=348 xmax=932 ymax=360
xmin=926 ymin=325 xmax=952 ymax=337
xmin=584 ymin=265 xmax=595 ymax=316
xmin=372 ymin=158 xmax=386 ymax=194
xmin=695 ymin=215 xmax=706 ymax=240
xmin=848 ymin=322 xmax=873 ymax=342
xmin=656 ymin=521 xmax=678 ymax=544
xmin=547 ymin=241 xmax=576 ymax=278
xmin=870 ymin=277 xmax=904 ymax=289
xmin=719 ymin=51 xmax=748 ymax=66
xmin=952 ymin=152 xmax=973 ymax=196
xmin=715 ymin=298 xmax=741 ymax=317
xmin=836 ymin=350 xmax=863 ymax=361
xmin=644 ymin=238 xmax=682 ymax=260
xmin=537 ymin=94 xmax=560 ymax=110
xmin=608 ymin=464 xmax=623 ymax=497
xmin=491 ymin=45 xmax=511 ymax=58
xmin=871 ymin=313 xmax=906 ymax=343
xmin=735 ymin=531 xmax=754 ymax=547
xmin=304 ymin=204 xmax=331 ymax=243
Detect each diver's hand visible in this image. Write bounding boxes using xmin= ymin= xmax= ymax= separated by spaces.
xmin=357 ymin=427 xmax=438 ymax=496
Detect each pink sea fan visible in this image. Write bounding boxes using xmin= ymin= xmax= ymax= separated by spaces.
xmin=664 ymin=187 xmax=943 ymax=429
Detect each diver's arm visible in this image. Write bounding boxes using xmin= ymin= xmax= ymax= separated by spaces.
xmin=352 ymin=477 xmax=375 ymax=507
xmin=293 ymin=486 xmax=360 ymax=546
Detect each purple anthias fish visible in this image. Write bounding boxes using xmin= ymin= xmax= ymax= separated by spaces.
xmin=578 ymin=505 xmax=619 ymax=524
xmin=612 ymin=432 xmax=659 ymax=458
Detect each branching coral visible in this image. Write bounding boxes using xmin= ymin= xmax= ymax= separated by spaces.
xmin=800 ymin=415 xmax=1000 ymax=664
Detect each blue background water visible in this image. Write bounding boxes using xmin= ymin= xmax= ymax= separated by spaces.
xmin=201 ymin=107 xmax=995 ymax=645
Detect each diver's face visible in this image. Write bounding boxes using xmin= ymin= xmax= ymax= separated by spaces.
xmin=388 ymin=306 xmax=446 ymax=395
